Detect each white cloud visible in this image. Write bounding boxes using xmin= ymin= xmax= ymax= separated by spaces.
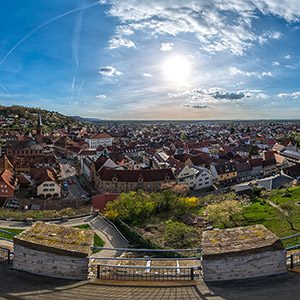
xmin=160 ymin=42 xmax=173 ymax=52
xmin=143 ymin=73 xmax=152 ymax=77
xmin=272 ymin=61 xmax=280 ymax=66
xmin=99 ymin=66 xmax=122 ymax=77
xmin=284 ymin=54 xmax=292 ymax=59
xmin=108 ymin=36 xmax=136 ymax=49
xmin=278 ymin=91 xmax=300 ymax=98
xmin=168 ymin=87 xmax=268 ymax=106
xmin=96 ymin=94 xmax=107 ymax=99
xmin=229 ymin=67 xmax=273 ymax=78
xmin=100 ymin=0 xmax=300 ymax=56
xmin=258 ymin=31 xmax=282 ymax=44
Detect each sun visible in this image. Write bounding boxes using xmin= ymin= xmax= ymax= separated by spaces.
xmin=163 ymin=55 xmax=191 ymax=84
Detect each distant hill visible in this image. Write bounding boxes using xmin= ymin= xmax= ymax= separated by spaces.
xmin=70 ymin=116 xmax=102 ymax=123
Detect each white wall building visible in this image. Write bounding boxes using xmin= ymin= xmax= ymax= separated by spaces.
xmin=194 ymin=167 xmax=214 ymax=190
xmin=176 ymin=165 xmax=198 ymax=189
xmin=85 ymin=133 xmax=113 ymax=150
xmin=37 ymin=180 xmax=61 ymax=198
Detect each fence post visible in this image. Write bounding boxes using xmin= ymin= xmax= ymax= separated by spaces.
xmin=190 ymin=268 xmax=194 ymax=280
xmin=7 ymin=250 xmax=10 ymax=265
xmin=97 ymin=265 xmax=100 ymax=279
xmin=291 ymin=254 xmax=294 ymax=269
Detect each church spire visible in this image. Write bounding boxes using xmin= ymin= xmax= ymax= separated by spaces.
xmin=37 ymin=110 xmax=43 ymax=135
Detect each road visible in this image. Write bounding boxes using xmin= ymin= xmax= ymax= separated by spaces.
xmin=59 ymin=158 xmax=89 ymax=201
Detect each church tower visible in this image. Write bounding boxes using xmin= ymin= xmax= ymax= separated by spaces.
xmin=37 ymin=111 xmax=43 ymax=135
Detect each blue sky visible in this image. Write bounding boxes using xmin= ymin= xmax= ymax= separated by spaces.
xmin=1 ymin=0 xmax=300 ymax=119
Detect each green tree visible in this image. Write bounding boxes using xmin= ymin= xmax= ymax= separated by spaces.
xmin=205 ymin=200 xmax=243 ymax=228
xmin=279 ymin=201 xmax=297 ymax=231
xmin=164 ymin=220 xmax=198 ymax=248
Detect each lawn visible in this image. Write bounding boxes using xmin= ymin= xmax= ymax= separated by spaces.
xmin=0 ymin=227 xmax=23 ymax=241
xmin=241 ymin=188 xmax=300 ymax=248
xmin=75 ymin=224 xmax=105 ymax=251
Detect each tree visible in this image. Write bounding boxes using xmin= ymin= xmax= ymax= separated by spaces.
xmin=205 ymin=200 xmax=243 ymax=228
xmin=164 ymin=220 xmax=198 ymax=248
xmin=279 ymin=201 xmax=297 ymax=231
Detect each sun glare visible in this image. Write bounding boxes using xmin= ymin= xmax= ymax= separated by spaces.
xmin=163 ymin=55 xmax=191 ymax=84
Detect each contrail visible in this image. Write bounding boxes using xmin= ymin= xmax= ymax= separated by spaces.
xmin=0 ymin=83 xmax=11 ymax=97
xmin=77 ymin=80 xmax=85 ymax=96
xmin=71 ymin=0 xmax=85 ymax=94
xmin=0 ymin=1 xmax=98 ymax=67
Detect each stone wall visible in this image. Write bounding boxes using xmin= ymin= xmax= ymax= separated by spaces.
xmin=13 ymin=244 xmax=90 ymax=280
xmin=202 ymin=249 xmax=287 ymax=281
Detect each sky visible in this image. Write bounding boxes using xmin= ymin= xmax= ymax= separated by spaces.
xmin=1 ymin=0 xmax=300 ymax=120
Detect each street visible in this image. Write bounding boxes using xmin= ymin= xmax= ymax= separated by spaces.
xmin=59 ymin=158 xmax=89 ymax=201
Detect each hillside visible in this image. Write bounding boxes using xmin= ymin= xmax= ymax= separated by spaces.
xmin=0 ymin=105 xmax=82 ymax=132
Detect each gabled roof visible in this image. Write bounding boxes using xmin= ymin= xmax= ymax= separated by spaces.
xmin=97 ymin=167 xmax=176 ymax=182
xmin=0 ymin=155 xmax=14 ymax=172
xmin=0 ymin=169 xmax=17 ymax=190
xmin=30 ymin=168 xmax=58 ymax=185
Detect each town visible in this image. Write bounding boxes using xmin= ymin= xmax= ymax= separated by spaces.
xmin=1 ymin=106 xmax=300 ymax=212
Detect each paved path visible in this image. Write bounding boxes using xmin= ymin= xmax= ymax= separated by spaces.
xmin=89 ymin=215 xmax=128 ymax=259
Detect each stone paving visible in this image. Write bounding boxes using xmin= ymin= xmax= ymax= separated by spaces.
xmin=2 ymin=264 xmax=300 ymax=300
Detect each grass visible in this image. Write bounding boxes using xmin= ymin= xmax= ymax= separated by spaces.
xmin=0 ymin=227 xmax=24 ymax=240
xmin=241 ymin=188 xmax=300 ymax=248
xmin=0 ymin=207 xmax=91 ymax=221
xmin=75 ymin=224 xmax=105 ymax=252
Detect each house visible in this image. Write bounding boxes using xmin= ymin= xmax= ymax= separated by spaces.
xmin=176 ymin=165 xmax=198 ymax=189
xmin=91 ymin=155 xmax=117 ymax=184
xmin=235 ymin=162 xmax=253 ymax=182
xmin=31 ymin=168 xmax=61 ymax=198
xmin=256 ymin=173 xmax=295 ymax=190
xmin=0 ymin=155 xmax=14 ymax=173
xmin=210 ymin=162 xmax=237 ymax=185
xmin=95 ymin=167 xmax=176 ymax=193
xmin=0 ymin=169 xmax=18 ymax=199
xmin=283 ymin=164 xmax=300 ymax=180
xmin=193 ymin=167 xmax=214 ymax=191
xmin=85 ymin=133 xmax=113 ymax=150
xmin=249 ymin=158 xmax=263 ymax=178
xmin=262 ymin=159 xmax=277 ymax=177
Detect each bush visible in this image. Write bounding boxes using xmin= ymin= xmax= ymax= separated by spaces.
xmin=104 ymin=191 xmax=202 ymax=225
xmin=164 ymin=220 xmax=198 ymax=248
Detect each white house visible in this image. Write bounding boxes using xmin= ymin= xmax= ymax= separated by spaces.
xmin=36 ymin=169 xmax=61 ymax=198
xmin=193 ymin=167 xmax=214 ymax=190
xmin=176 ymin=165 xmax=198 ymax=189
xmin=85 ymin=133 xmax=113 ymax=150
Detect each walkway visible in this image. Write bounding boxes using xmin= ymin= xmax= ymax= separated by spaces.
xmin=89 ymin=215 xmax=128 ymax=258
xmin=2 ymin=265 xmax=300 ymax=300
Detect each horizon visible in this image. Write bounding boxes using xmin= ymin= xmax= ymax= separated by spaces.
xmin=1 ymin=1 xmax=300 ymax=119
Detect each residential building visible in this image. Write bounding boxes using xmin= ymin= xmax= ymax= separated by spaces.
xmin=193 ymin=167 xmax=214 ymax=190
xmin=95 ymin=167 xmax=176 ymax=193
xmin=85 ymin=133 xmax=113 ymax=150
